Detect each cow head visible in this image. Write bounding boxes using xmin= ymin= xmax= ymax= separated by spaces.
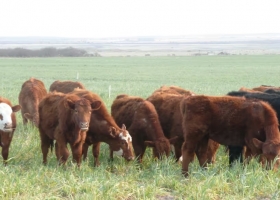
xmin=67 ymin=98 xmax=101 ymax=131
xmin=110 ymin=124 xmax=134 ymax=161
xmin=24 ymin=112 xmax=39 ymax=127
xmin=145 ymin=136 xmax=178 ymax=159
xmin=0 ymin=103 xmax=21 ymax=132
xmin=253 ymin=138 xmax=280 ymax=170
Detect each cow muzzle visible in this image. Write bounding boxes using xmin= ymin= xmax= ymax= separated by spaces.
xmin=79 ymin=122 xmax=89 ymax=131
xmin=3 ymin=123 xmax=13 ymax=132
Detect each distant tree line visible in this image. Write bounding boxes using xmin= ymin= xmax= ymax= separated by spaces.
xmin=0 ymin=47 xmax=101 ymax=57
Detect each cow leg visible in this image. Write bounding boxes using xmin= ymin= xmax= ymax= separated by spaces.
xmin=82 ymin=142 xmax=89 ymax=161
xmin=133 ymin=142 xmax=146 ymax=163
xmin=40 ymin=133 xmax=52 ymax=165
xmin=70 ymin=132 xmax=86 ymax=167
xmin=92 ymin=142 xmax=101 ymax=167
xmin=21 ymin=111 xmax=28 ymax=125
xmin=181 ymin=140 xmax=196 ymax=177
xmin=206 ymin=140 xmax=220 ymax=164
xmin=56 ymin=139 xmax=69 ymax=165
xmin=1 ymin=133 xmax=12 ymax=165
xmin=195 ymin=137 xmax=209 ymax=168
xmin=228 ymin=145 xmax=244 ymax=167
xmin=174 ymin=140 xmax=184 ymax=162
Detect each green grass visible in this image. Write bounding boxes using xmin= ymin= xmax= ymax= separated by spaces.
xmin=1 ymin=55 xmax=280 ymax=199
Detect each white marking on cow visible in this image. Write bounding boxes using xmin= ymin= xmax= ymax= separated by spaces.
xmin=113 ymin=149 xmax=123 ymax=157
xmin=179 ymin=156 xmax=183 ymax=162
xmin=0 ymin=103 xmax=13 ymax=132
xmin=119 ymin=131 xmax=132 ymax=143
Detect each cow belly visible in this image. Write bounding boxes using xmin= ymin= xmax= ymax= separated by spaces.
xmin=209 ymin=130 xmax=245 ymax=146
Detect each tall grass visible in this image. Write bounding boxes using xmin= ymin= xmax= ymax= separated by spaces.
xmin=0 ymin=56 xmax=280 ymax=199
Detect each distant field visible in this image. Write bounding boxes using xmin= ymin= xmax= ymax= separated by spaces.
xmin=1 ymin=56 xmax=280 ymax=199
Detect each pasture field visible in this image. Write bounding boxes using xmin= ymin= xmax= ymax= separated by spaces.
xmin=0 ymin=55 xmax=280 ymax=199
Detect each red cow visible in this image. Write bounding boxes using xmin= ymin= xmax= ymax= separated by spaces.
xmin=151 ymin=85 xmax=195 ymax=96
xmin=49 ymin=80 xmax=85 ymax=93
xmin=147 ymin=88 xmax=219 ymax=163
xmin=18 ymin=77 xmax=48 ymax=127
xmin=69 ymin=89 xmax=135 ymax=166
xmin=111 ymin=94 xmax=177 ymax=162
xmin=180 ymin=95 xmax=280 ymax=176
xmin=38 ymin=92 xmax=101 ymax=166
xmin=0 ymin=96 xmax=21 ymax=164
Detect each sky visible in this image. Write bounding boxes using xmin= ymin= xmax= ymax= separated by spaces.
xmin=0 ymin=0 xmax=280 ymax=38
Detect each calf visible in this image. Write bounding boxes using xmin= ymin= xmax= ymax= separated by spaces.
xmin=180 ymin=95 xmax=280 ymax=176
xmin=38 ymin=92 xmax=101 ymax=166
xmin=69 ymin=89 xmax=135 ymax=166
xmin=147 ymin=90 xmax=219 ymax=163
xmin=0 ymin=96 xmax=21 ymax=164
xmin=227 ymin=90 xmax=280 ymax=164
xmin=18 ymin=77 xmax=47 ymax=127
xmin=49 ymin=80 xmax=85 ymax=93
xmin=111 ymin=94 xmax=177 ymax=162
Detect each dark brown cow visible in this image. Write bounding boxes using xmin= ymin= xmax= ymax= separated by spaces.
xmin=49 ymin=80 xmax=85 ymax=93
xmin=147 ymin=89 xmax=219 ymax=163
xmin=111 ymin=94 xmax=177 ymax=162
xmin=69 ymin=89 xmax=135 ymax=166
xmin=18 ymin=77 xmax=48 ymax=127
xmin=0 ymin=96 xmax=21 ymax=164
xmin=38 ymin=92 xmax=101 ymax=166
xmin=180 ymin=95 xmax=280 ymax=176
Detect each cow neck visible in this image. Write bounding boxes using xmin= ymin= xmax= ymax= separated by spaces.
xmin=265 ymin=125 xmax=280 ymax=143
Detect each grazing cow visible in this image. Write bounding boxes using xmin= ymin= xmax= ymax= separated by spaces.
xmin=239 ymin=87 xmax=263 ymax=93
xmin=147 ymin=90 xmax=219 ymax=163
xmin=180 ymin=95 xmax=280 ymax=176
xmin=227 ymin=91 xmax=280 ymax=163
xmin=18 ymin=77 xmax=48 ymax=127
xmin=252 ymin=85 xmax=280 ymax=92
xmin=151 ymin=85 xmax=195 ymax=96
xmin=49 ymin=80 xmax=85 ymax=93
xmin=111 ymin=94 xmax=177 ymax=162
xmin=38 ymin=92 xmax=101 ymax=166
xmin=69 ymin=89 xmax=135 ymax=166
xmin=0 ymin=97 xmax=21 ymax=164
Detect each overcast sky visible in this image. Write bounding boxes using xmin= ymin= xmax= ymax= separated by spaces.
xmin=1 ymin=0 xmax=279 ymax=38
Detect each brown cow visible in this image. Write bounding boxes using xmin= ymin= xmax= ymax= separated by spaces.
xmin=111 ymin=94 xmax=177 ymax=162
xmin=151 ymin=85 xmax=195 ymax=96
xmin=38 ymin=92 xmax=101 ymax=166
xmin=18 ymin=77 xmax=48 ymax=127
xmin=180 ymin=95 xmax=280 ymax=176
xmin=49 ymin=80 xmax=85 ymax=93
xmin=69 ymin=89 xmax=135 ymax=166
xmin=239 ymin=87 xmax=264 ymax=93
xmin=0 ymin=96 xmax=21 ymax=164
xmin=147 ymin=89 xmax=219 ymax=163
xmin=252 ymin=85 xmax=280 ymax=92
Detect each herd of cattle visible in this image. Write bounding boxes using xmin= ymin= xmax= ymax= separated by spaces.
xmin=1 ymin=78 xmax=280 ymax=177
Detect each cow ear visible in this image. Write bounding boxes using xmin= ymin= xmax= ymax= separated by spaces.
xmin=67 ymin=99 xmax=75 ymax=110
xmin=12 ymin=105 xmax=21 ymax=112
xmin=91 ymin=100 xmax=102 ymax=111
xmin=109 ymin=127 xmax=117 ymax=138
xmin=144 ymin=141 xmax=155 ymax=147
xmin=24 ymin=113 xmax=33 ymax=120
xmin=252 ymin=138 xmax=263 ymax=150
xmin=169 ymin=136 xmax=178 ymax=144
xmin=122 ymin=124 xmax=126 ymax=131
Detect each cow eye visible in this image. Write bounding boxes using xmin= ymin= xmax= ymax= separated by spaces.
xmin=74 ymin=110 xmax=78 ymax=113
